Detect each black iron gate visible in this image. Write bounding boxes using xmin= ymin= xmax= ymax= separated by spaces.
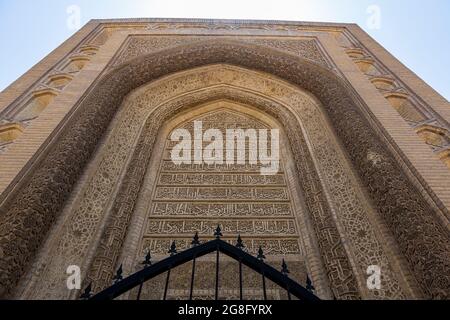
xmin=82 ymin=226 xmax=320 ymax=301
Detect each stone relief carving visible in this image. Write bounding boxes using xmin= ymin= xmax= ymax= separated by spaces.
xmin=133 ymin=108 xmax=305 ymax=297
xmin=82 ymin=78 xmax=368 ymax=299
xmin=154 ymin=187 xmax=289 ymax=201
xmin=112 ymin=36 xmax=329 ymax=68
xmin=142 ymin=20 xmax=338 ymax=34
xmin=21 ymin=63 xmax=404 ymax=298
xmin=158 ymin=173 xmax=286 ymax=185
xmin=2 ymin=40 xmax=448 ymax=300
xmin=74 ymin=72 xmax=408 ymax=300
xmin=141 ymin=238 xmax=301 ymax=256
xmin=145 ymin=220 xmax=297 ymax=235
xmin=16 ymin=66 xmax=360 ymax=299
xmin=150 ymin=203 xmax=293 ymax=217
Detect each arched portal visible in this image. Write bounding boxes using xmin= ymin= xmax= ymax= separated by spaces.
xmin=4 ymin=41 xmax=450 ymax=300
xmin=17 ymin=65 xmax=416 ymax=300
xmin=124 ymin=103 xmax=314 ymax=300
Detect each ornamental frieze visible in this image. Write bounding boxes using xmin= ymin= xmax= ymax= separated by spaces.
xmin=154 ymin=187 xmax=290 ymax=201
xmin=14 ymin=62 xmax=432 ymax=300
xmin=145 ymin=220 xmax=297 ymax=236
xmin=149 ymin=203 xmax=293 ymax=217
xmin=141 ymin=238 xmax=302 ymax=256
xmin=112 ymin=36 xmax=329 ymax=68
xmin=158 ymin=173 xmax=285 ymax=186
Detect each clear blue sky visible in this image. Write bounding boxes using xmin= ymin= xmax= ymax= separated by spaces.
xmin=0 ymin=0 xmax=449 ymax=101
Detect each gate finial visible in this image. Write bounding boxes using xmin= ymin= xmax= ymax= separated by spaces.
xmin=191 ymin=232 xmax=200 ymax=246
xmin=168 ymin=241 xmax=177 ymax=256
xmin=257 ymin=246 xmax=266 ymax=261
xmin=142 ymin=250 xmax=152 ymax=268
xmin=214 ymin=225 xmax=223 ymax=239
xmin=113 ymin=264 xmax=124 ymax=284
xmin=281 ymin=259 xmax=290 ymax=276
xmin=236 ymin=234 xmax=245 ymax=250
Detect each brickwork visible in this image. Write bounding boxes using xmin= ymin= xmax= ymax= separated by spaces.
xmin=0 ymin=19 xmax=448 ymax=300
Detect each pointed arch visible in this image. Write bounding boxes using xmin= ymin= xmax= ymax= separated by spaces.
xmin=2 ymin=41 xmax=449 ymax=299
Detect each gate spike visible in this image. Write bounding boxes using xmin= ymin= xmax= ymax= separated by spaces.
xmin=281 ymin=259 xmax=290 ymax=276
xmin=142 ymin=250 xmax=152 ymax=268
xmin=168 ymin=241 xmax=177 ymax=256
xmin=236 ymin=234 xmax=245 ymax=250
xmin=80 ymin=282 xmax=92 ymax=300
xmin=214 ymin=225 xmax=223 ymax=239
xmin=191 ymin=232 xmax=200 ymax=246
xmin=306 ymin=274 xmax=315 ymax=293
xmin=257 ymin=246 xmax=266 ymax=261
xmin=113 ymin=264 xmax=123 ymax=283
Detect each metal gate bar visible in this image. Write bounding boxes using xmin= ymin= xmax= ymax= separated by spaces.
xmin=85 ymin=228 xmax=320 ymax=301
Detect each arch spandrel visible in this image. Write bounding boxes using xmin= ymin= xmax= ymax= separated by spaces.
xmin=3 ymin=40 xmax=449 ymax=300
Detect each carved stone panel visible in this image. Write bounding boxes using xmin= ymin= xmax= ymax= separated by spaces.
xmin=15 ymin=65 xmax=422 ymax=300
xmin=134 ymin=109 xmax=305 ymax=300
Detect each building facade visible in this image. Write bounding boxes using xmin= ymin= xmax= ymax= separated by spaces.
xmin=0 ymin=19 xmax=449 ymax=300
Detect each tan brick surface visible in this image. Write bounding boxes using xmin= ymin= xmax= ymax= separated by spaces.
xmin=320 ymin=31 xmax=450 ymax=217
xmin=0 ymin=21 xmax=99 ymax=113
xmin=0 ymin=31 xmax=128 ymax=198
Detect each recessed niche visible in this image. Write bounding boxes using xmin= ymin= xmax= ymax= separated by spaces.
xmin=416 ymin=125 xmax=450 ymax=148
xmin=384 ymin=92 xmax=426 ymax=123
xmin=47 ymin=73 xmax=73 ymax=90
xmin=0 ymin=122 xmax=25 ymax=143
xmin=345 ymin=48 xmax=365 ymax=59
xmin=353 ymin=58 xmax=379 ymax=75
xmin=15 ymin=89 xmax=58 ymax=122
xmin=63 ymin=55 xmax=91 ymax=73
xmin=79 ymin=45 xmax=100 ymax=56
xmin=370 ymin=76 xmax=395 ymax=91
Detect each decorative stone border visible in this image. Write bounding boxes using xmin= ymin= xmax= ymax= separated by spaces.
xmin=0 ymin=40 xmax=449 ymax=299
